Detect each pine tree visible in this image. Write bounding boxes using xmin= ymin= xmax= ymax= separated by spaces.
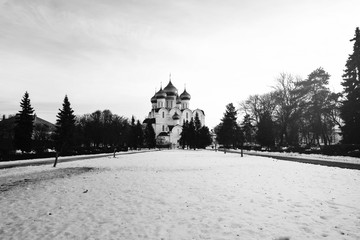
xmin=14 ymin=91 xmax=34 ymax=153
xmin=241 ymin=114 xmax=255 ymax=145
xmin=194 ymin=113 xmax=202 ymax=148
xmin=135 ymin=120 xmax=144 ymax=149
xmin=340 ymin=27 xmax=360 ymax=144
xmin=129 ymin=116 xmax=137 ymax=149
xmin=188 ymin=117 xmax=196 ymax=149
xmin=256 ymin=110 xmax=275 ymax=149
xmin=54 ymin=95 xmax=76 ymax=154
xmin=197 ymin=126 xmax=212 ymax=148
xmin=296 ymin=67 xmax=333 ymax=145
xmin=144 ymin=121 xmax=156 ymax=149
xmin=215 ymin=103 xmax=243 ymax=149
xmin=179 ymin=120 xmax=190 ymax=149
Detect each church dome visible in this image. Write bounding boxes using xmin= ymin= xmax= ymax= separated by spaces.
xmin=151 ymin=93 xmax=157 ymax=103
xmin=172 ymin=112 xmax=180 ymax=120
xmin=155 ymin=88 xmax=166 ymax=99
xmin=180 ymin=89 xmax=191 ymax=100
xmin=163 ymin=81 xmax=178 ymax=96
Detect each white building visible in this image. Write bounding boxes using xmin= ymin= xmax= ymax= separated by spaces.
xmin=144 ymin=79 xmax=205 ymax=148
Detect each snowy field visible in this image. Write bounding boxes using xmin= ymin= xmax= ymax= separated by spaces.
xmin=0 ymin=150 xmax=359 ymax=240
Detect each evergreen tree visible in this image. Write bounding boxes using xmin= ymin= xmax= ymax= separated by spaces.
xmin=241 ymin=114 xmax=255 ymax=145
xmin=135 ymin=120 xmax=144 ymax=149
xmin=340 ymin=27 xmax=360 ymax=144
xmin=54 ymin=95 xmax=76 ymax=154
xmin=194 ymin=113 xmax=202 ymax=148
xmin=194 ymin=113 xmax=202 ymax=131
xmin=179 ymin=120 xmax=190 ymax=149
xmin=14 ymin=91 xmax=34 ymax=153
xmin=294 ymin=67 xmax=333 ymax=145
xmin=129 ymin=116 xmax=137 ymax=149
xmin=197 ymin=126 xmax=212 ymax=148
xmin=215 ymin=103 xmax=243 ymax=149
xmin=188 ymin=117 xmax=196 ymax=149
xmin=256 ymin=110 xmax=275 ymax=149
xmin=144 ymin=121 xmax=156 ymax=149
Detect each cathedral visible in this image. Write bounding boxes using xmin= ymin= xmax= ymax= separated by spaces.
xmin=144 ymin=78 xmax=205 ymax=148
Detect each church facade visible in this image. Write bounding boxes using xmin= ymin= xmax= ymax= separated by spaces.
xmin=144 ymin=79 xmax=205 ymax=148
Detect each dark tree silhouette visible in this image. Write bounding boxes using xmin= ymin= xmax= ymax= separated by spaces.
xmin=179 ymin=120 xmax=190 ymax=149
xmin=75 ymin=111 xmax=130 ymax=151
xmin=241 ymin=114 xmax=255 ymax=145
xmin=14 ymin=91 xmax=34 ymax=153
xmin=180 ymin=115 xmax=212 ymax=149
xmin=216 ymin=103 xmax=243 ymax=150
xmin=340 ymin=27 xmax=360 ymax=144
xmin=295 ymin=68 xmax=333 ymax=146
xmin=135 ymin=120 xmax=144 ymax=149
xmin=54 ymin=95 xmax=76 ymax=167
xmin=256 ymin=110 xmax=275 ymax=149
xmin=144 ymin=121 xmax=156 ymax=149
xmin=188 ymin=117 xmax=196 ymax=149
xmin=197 ymin=126 xmax=212 ymax=148
xmin=194 ymin=113 xmax=202 ymax=148
xmin=129 ymin=116 xmax=137 ymax=149
xmin=33 ymin=122 xmax=51 ymax=153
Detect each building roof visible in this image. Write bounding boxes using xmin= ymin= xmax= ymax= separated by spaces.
xmin=155 ymin=88 xmax=166 ymax=99
xmin=158 ymin=132 xmax=169 ymax=136
xmin=143 ymin=118 xmax=155 ymax=124
xmin=0 ymin=115 xmax=55 ymax=134
xmin=180 ymin=89 xmax=191 ymax=100
xmin=172 ymin=112 xmax=180 ymax=120
xmin=163 ymin=80 xmax=178 ymax=96
xmin=34 ymin=115 xmax=56 ymax=130
xmin=151 ymin=93 xmax=157 ymax=103
xmin=194 ymin=109 xmax=205 ymax=116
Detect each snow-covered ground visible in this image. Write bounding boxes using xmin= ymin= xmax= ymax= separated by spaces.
xmin=1 ymin=150 xmax=359 ymax=240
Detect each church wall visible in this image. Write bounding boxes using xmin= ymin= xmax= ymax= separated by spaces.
xmin=169 ymin=108 xmax=181 ymax=117
xmin=193 ymin=109 xmax=205 ymax=126
xmin=181 ymin=109 xmax=192 ymax=124
xmin=155 ymin=108 xmax=170 ymax=134
xmin=148 ymin=80 xmax=205 ymax=148
xmin=170 ymin=125 xmax=182 ymax=147
xmin=181 ymin=100 xmax=190 ymax=109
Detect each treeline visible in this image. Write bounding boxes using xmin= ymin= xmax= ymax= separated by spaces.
xmin=0 ymin=94 xmax=156 ymax=161
xmin=238 ymin=68 xmax=341 ymax=149
xmin=215 ymin=27 xmax=360 ymax=157
xmin=179 ymin=113 xmax=212 ymax=149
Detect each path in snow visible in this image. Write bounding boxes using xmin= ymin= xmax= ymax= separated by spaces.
xmin=0 ymin=150 xmax=359 ymax=239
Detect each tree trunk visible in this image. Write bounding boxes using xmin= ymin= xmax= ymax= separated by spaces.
xmin=53 ymin=151 xmax=59 ymax=167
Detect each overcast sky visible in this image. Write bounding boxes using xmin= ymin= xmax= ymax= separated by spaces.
xmin=0 ymin=0 xmax=359 ymax=128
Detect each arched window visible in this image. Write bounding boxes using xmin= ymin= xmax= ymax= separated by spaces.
xmin=162 ymin=112 xmax=165 ymax=118
xmin=162 ymin=125 xmax=165 ymax=131
xmin=186 ymin=112 xmax=188 ymax=119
